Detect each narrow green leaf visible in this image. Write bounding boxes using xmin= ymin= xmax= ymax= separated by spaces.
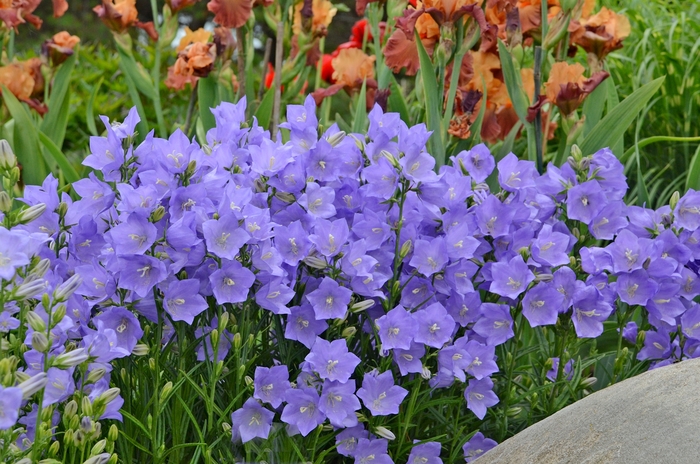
xmin=40 ymin=53 xmax=76 ymax=147
xmin=116 ymin=46 xmax=157 ymax=101
xmin=415 ymin=31 xmax=445 ymax=166
xmin=605 ymin=74 xmax=623 ymax=156
xmin=37 ymin=131 xmax=81 ymax=184
xmin=86 ymin=77 xmax=104 ymax=136
xmin=581 ymin=76 xmax=665 ymax=157
xmin=352 ymin=80 xmax=368 ymax=133
xmin=636 ymin=152 xmax=650 ymax=206
xmin=388 ymin=76 xmax=410 ymax=124
xmin=1 ymin=87 xmax=47 ymax=185
xmin=334 ymin=112 xmax=351 ymax=133
xmin=496 ymin=121 xmax=522 ymax=162
xmin=687 ymin=144 xmax=700 ymax=191
xmin=198 ymin=76 xmax=219 ymax=133
xmin=497 ymin=40 xmax=530 ymax=124
xmin=253 ymin=87 xmax=275 ymax=130
xmin=581 ymin=81 xmax=607 ymax=137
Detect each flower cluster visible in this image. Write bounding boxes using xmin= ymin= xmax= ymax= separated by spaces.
xmin=3 ymin=94 xmax=700 ymax=462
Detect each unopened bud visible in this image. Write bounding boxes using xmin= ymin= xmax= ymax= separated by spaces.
xmin=0 ymin=191 xmax=11 ymax=212
xmin=52 ymin=304 xmax=66 ymax=323
xmin=219 ymin=312 xmax=230 ymax=330
xmin=380 ymin=150 xmax=399 ymax=168
xmin=48 ymin=440 xmax=61 ymax=457
xmin=54 ymin=274 xmax=83 ymax=302
xmin=132 ymin=344 xmax=149 ymax=356
xmin=82 ymin=453 xmax=111 ymax=464
xmin=233 ymin=332 xmax=242 ymax=349
xmin=25 ymin=310 xmax=47 ymax=332
xmin=0 ymin=139 xmax=17 ymax=170
xmin=374 ymin=426 xmax=396 ymax=440
xmin=327 ymin=130 xmax=346 ymax=147
xmin=274 ymin=191 xmax=296 ymax=203
xmin=29 ymin=259 xmax=51 ymax=278
xmin=534 ymin=273 xmax=553 ymax=283
xmin=570 ymin=144 xmax=583 ymax=162
xmin=580 ymin=377 xmax=597 ymax=388
xmin=670 ymin=191 xmax=680 ymax=211
xmin=53 ymin=348 xmax=89 ymax=369
xmin=91 ymin=439 xmax=107 ymax=456
xmin=9 ymin=167 xmax=20 ymax=186
xmin=82 ymin=396 xmax=94 ymax=416
xmin=185 ymin=160 xmax=197 ymax=177
xmin=108 ymin=424 xmax=119 ymax=442
xmin=304 ymin=256 xmax=327 ymax=269
xmin=87 ymin=368 xmax=107 ymax=384
xmin=18 ymin=203 xmax=47 ymax=224
xmin=14 ymin=279 xmax=47 ymax=300
xmin=161 ymin=381 xmax=173 ymax=400
xmin=57 ymin=201 xmax=68 ymax=219
xmin=543 ymin=11 xmax=572 ymax=51
xmin=32 ymin=332 xmax=49 ymax=352
xmin=97 ymin=387 xmax=121 ymax=406
xmin=341 ymin=327 xmax=357 ymax=338
xmin=244 ymin=375 xmax=254 ymax=387
xmin=64 ymin=400 xmax=78 ymax=421
xmin=349 ymin=134 xmax=365 ymax=151
xmin=151 ymin=205 xmax=166 ymax=222
xmin=351 ymin=299 xmax=375 ymax=312
xmin=421 ymin=366 xmax=431 ymax=380
xmin=637 ymin=330 xmax=646 ymax=345
xmin=18 ymin=372 xmax=47 ymax=399
xmin=506 ymin=406 xmax=522 ymax=417
xmin=399 ymin=239 xmax=412 ymax=259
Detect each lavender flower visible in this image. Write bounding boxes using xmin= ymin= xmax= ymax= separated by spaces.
xmin=463 ymin=432 xmax=498 ymax=462
xmin=353 ymin=438 xmax=393 ymax=464
xmin=410 ymin=238 xmax=448 ymax=277
xmin=202 ymin=213 xmax=250 ymax=260
xmin=465 ymin=377 xmax=499 ymax=420
xmin=357 ymin=370 xmax=408 ymax=416
xmin=306 ymin=277 xmax=353 ymax=320
xmin=408 ymin=442 xmax=443 ymax=464
xmin=281 ymin=388 xmax=325 ymax=436
xmin=230 ymin=398 xmax=274 ymax=443
xmin=489 ymin=255 xmax=535 ymax=300
xmin=253 ymin=365 xmax=290 ymax=408
xmin=319 ymin=379 xmax=361 ymax=427
xmin=413 ymin=303 xmax=456 ymax=348
xmin=209 ymin=260 xmax=255 ymax=304
xmin=375 ymin=305 xmax=417 ymax=350
xmin=163 ymin=279 xmax=209 ymax=324
xmin=0 ymin=386 xmax=22 ymax=429
xmin=285 ymin=304 xmax=329 ymax=348
xmin=305 ymin=337 xmax=360 ymax=383
xmin=473 ymin=303 xmax=514 ymax=346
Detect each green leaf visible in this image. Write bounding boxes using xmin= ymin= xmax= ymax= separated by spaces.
xmin=581 ymin=76 xmax=665 ymax=157
xmin=497 ymin=39 xmax=530 ymax=124
xmin=40 ymin=53 xmax=76 ymax=147
xmin=86 ymin=77 xmax=104 ymax=136
xmin=605 ymin=74 xmax=623 ymax=156
xmin=352 ymin=80 xmax=368 ymax=133
xmin=636 ymin=152 xmax=650 ymax=206
xmin=686 ymin=144 xmax=700 ymax=191
xmin=1 ymin=87 xmax=47 ymax=186
xmin=198 ymin=76 xmax=220 ymax=133
xmin=37 ymin=131 xmax=81 ymax=185
xmin=415 ymin=31 xmax=445 ymax=166
xmin=115 ymin=46 xmax=157 ymax=101
xmin=253 ymin=87 xmax=275 ymax=130
xmin=334 ymin=112 xmax=351 ymax=133
xmin=581 ymin=80 xmax=607 ymax=137
xmin=388 ymin=76 xmax=410 ymax=124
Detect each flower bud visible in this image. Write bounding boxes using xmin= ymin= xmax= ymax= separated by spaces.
xmin=222 ymin=422 xmax=232 ymax=433
xmin=161 ymin=381 xmax=173 ymax=402
xmin=543 ymin=11 xmax=572 ymax=51
xmin=580 ymin=377 xmax=597 ymax=388
xmin=185 ymin=160 xmax=197 ymax=177
xmin=670 ymin=191 xmax=680 ymax=211
xmin=64 ymin=400 xmax=78 ymax=421
xmin=218 ymin=312 xmax=230 ymax=331
xmin=374 ymin=426 xmax=396 ymax=440
xmin=17 ymin=203 xmax=47 ymax=224
xmin=534 ymin=273 xmax=553 ymax=283
xmin=108 ymin=424 xmax=119 ymax=442
xmin=244 ymin=375 xmax=254 ymax=387
xmin=274 ymin=191 xmax=296 ymax=203
xmin=82 ymin=396 xmax=94 ymax=417
xmin=151 ymin=205 xmax=166 ymax=223
xmin=570 ymin=144 xmax=583 ymax=162
xmin=399 ymin=239 xmax=412 ymax=259
xmin=30 ymin=258 xmax=51 ymax=278
xmin=91 ymin=439 xmax=107 ymax=456
xmin=57 ymin=201 xmax=68 ymax=219
xmin=132 ymin=344 xmax=149 ymax=356
xmin=49 ymin=440 xmax=61 ymax=457
xmin=25 ymin=310 xmax=47 ymax=332
xmin=15 ymin=279 xmax=47 ymax=300
xmin=342 ymin=327 xmax=357 ymax=339
xmin=87 ymin=368 xmax=107 ymax=384
xmin=37 ymin=459 xmax=62 ymax=464
xmin=53 ymin=348 xmax=89 ymax=369
xmin=421 ymin=366 xmax=431 ymax=380
xmin=53 ymin=304 xmax=66 ymax=324
xmin=54 ymin=274 xmax=83 ymax=302
xmin=506 ymin=406 xmax=523 ymax=417
xmin=9 ymin=167 xmax=20 ymax=186
xmin=349 ymin=134 xmax=365 ymax=151
xmin=304 ymin=255 xmax=327 ymax=269
xmin=97 ymin=387 xmax=121 ymax=406
xmin=233 ymin=332 xmax=242 ymax=350
xmin=0 ymin=139 xmax=17 ymax=171
xmin=350 ymin=299 xmax=375 ymax=313
xmin=82 ymin=453 xmax=111 ymax=464
xmin=15 ymin=459 xmax=32 ymax=464
xmin=18 ymin=372 xmax=48 ymax=399
xmin=0 ymin=191 xmax=11 ymax=212
xmin=326 ymin=131 xmax=346 ymax=147
xmin=32 ymin=332 xmax=50 ymax=352
xmin=149 ymin=357 xmax=156 ymax=370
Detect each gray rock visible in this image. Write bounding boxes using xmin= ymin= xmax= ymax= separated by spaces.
xmin=476 ymin=358 xmax=700 ymax=464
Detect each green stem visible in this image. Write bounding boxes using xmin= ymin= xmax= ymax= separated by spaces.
xmin=621 ymin=136 xmax=700 ymax=162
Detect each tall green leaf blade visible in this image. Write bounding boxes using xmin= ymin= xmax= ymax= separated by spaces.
xmin=581 ymin=76 xmax=665 ymax=157
xmin=40 ymin=53 xmax=76 ymax=147
xmin=686 ymin=144 xmax=700 ymax=190
xmin=388 ymin=76 xmax=410 ymax=124
xmin=497 ymin=40 xmax=530 ymax=124
xmin=253 ymin=87 xmax=275 ymax=130
xmin=1 ymin=87 xmax=47 ymax=185
xmin=582 ymin=81 xmax=607 ymax=137
xmin=116 ymin=46 xmax=157 ymax=101
xmin=198 ymin=76 xmax=219 ymax=133
xmin=605 ymin=74 xmax=623 ymax=156
xmin=415 ymin=32 xmax=445 ymax=166
xmin=38 ymin=131 xmax=81 ymax=184
xmin=86 ymin=77 xmax=104 ymax=136
xmin=352 ymin=80 xmax=368 ymax=133
xmin=636 ymin=152 xmax=650 ymax=206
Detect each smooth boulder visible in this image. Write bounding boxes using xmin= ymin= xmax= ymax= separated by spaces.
xmin=477 ymin=357 xmax=700 ymax=463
